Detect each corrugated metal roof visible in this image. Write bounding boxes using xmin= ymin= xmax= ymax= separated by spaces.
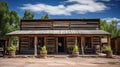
xmin=7 ymin=30 xmax=110 ymax=35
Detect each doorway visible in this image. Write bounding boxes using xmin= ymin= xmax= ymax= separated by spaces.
xmin=85 ymin=37 xmax=92 ymax=48
xmin=58 ymin=37 xmax=64 ymax=53
xmin=37 ymin=37 xmax=44 ymax=54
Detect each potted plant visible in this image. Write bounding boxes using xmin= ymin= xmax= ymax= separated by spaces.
xmin=40 ymin=45 xmax=47 ymax=58
xmin=105 ymin=45 xmax=112 ymax=58
xmin=7 ymin=44 xmax=16 ymax=57
xmin=72 ymin=45 xmax=79 ymax=57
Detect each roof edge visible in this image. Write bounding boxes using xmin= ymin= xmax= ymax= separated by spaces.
xmin=21 ymin=18 xmax=100 ymax=22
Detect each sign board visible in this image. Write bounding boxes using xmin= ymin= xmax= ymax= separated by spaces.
xmin=101 ymin=38 xmax=107 ymax=43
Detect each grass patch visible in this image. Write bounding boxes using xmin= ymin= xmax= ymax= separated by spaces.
xmin=108 ymin=62 xmax=120 ymax=64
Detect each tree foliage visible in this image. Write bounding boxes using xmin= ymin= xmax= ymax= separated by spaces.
xmin=23 ymin=10 xmax=34 ymax=20
xmin=41 ymin=13 xmax=49 ymax=19
xmin=0 ymin=2 xmax=20 ymax=38
xmin=100 ymin=20 xmax=120 ymax=38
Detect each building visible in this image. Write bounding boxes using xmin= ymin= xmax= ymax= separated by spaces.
xmin=0 ymin=38 xmax=8 ymax=56
xmin=111 ymin=36 xmax=120 ymax=55
xmin=7 ymin=19 xmax=110 ymax=56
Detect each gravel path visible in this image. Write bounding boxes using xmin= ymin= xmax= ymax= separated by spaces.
xmin=0 ymin=57 xmax=120 ymax=67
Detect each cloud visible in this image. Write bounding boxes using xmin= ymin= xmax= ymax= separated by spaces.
xmin=102 ymin=17 xmax=120 ymax=22
xmin=100 ymin=0 xmax=111 ymax=2
xmin=102 ymin=17 xmax=120 ymax=28
xmin=20 ymin=0 xmax=108 ymax=15
xmin=21 ymin=4 xmax=70 ymax=15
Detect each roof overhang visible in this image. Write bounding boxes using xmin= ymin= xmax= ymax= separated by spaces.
xmin=7 ymin=30 xmax=110 ymax=36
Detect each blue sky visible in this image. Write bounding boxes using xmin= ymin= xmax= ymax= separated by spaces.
xmin=1 ymin=0 xmax=120 ymax=25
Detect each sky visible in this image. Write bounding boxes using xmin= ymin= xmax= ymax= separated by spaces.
xmin=1 ymin=0 xmax=120 ymax=27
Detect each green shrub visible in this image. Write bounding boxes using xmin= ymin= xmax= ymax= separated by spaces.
xmin=8 ymin=44 xmax=16 ymax=51
xmin=105 ymin=45 xmax=112 ymax=52
xmin=73 ymin=45 xmax=79 ymax=52
xmin=108 ymin=62 xmax=120 ymax=64
xmin=41 ymin=45 xmax=47 ymax=51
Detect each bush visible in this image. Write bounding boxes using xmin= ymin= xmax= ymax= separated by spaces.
xmin=105 ymin=45 xmax=112 ymax=52
xmin=73 ymin=45 xmax=79 ymax=52
xmin=8 ymin=44 xmax=16 ymax=51
xmin=41 ymin=45 xmax=47 ymax=51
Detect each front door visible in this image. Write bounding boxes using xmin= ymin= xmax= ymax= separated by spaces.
xmin=58 ymin=37 xmax=64 ymax=53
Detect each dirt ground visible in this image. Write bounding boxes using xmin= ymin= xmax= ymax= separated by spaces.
xmin=0 ymin=57 xmax=120 ymax=67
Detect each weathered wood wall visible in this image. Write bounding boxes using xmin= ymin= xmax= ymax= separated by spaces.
xmin=19 ymin=37 xmax=30 ymax=50
xmin=19 ymin=19 xmax=101 ymax=54
xmin=46 ymin=37 xmax=56 ymax=53
xmin=20 ymin=36 xmax=101 ymax=53
xmin=21 ymin=19 xmax=99 ymax=30
xmin=111 ymin=37 xmax=120 ymax=55
xmin=66 ymin=37 xmax=75 ymax=53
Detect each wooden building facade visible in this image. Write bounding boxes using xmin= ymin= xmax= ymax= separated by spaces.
xmin=7 ymin=19 xmax=110 ymax=55
xmin=111 ymin=37 xmax=120 ymax=55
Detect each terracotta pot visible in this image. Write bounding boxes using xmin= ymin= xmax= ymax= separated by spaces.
xmin=9 ymin=51 xmax=16 ymax=58
xmin=40 ymin=51 xmax=47 ymax=57
xmin=106 ymin=51 xmax=112 ymax=58
xmin=72 ymin=51 xmax=79 ymax=57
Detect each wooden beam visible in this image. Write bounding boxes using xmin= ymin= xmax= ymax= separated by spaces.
xmin=107 ymin=35 xmax=111 ymax=45
xmin=115 ymin=39 xmax=117 ymax=53
xmin=56 ymin=37 xmax=58 ymax=53
xmin=8 ymin=36 xmax=12 ymax=46
xmin=44 ymin=37 xmax=46 ymax=45
xmin=34 ymin=36 xmax=37 ymax=56
xmin=75 ymin=36 xmax=77 ymax=45
xmin=81 ymin=36 xmax=84 ymax=55
xmin=99 ymin=36 xmax=102 ymax=53
xmin=18 ymin=37 xmax=21 ymax=53
xmin=5 ymin=39 xmax=8 ymax=54
xmin=91 ymin=36 xmax=93 ymax=48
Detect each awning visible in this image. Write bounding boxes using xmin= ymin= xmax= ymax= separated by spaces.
xmin=7 ymin=30 xmax=110 ymax=36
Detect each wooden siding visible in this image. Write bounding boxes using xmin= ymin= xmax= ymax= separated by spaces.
xmin=21 ymin=20 xmax=99 ymax=30
xmin=18 ymin=35 xmax=106 ymax=54
xmin=19 ymin=37 xmax=30 ymax=51
xmin=92 ymin=36 xmax=101 ymax=45
xmin=66 ymin=37 xmax=75 ymax=53
xmin=21 ymin=22 xmax=52 ymax=30
xmin=46 ymin=37 xmax=56 ymax=53
xmin=111 ymin=37 xmax=120 ymax=55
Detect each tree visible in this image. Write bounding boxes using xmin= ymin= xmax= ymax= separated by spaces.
xmin=41 ymin=13 xmax=49 ymax=19
xmin=100 ymin=20 xmax=120 ymax=38
xmin=23 ymin=10 xmax=34 ymax=20
xmin=0 ymin=2 xmax=20 ymax=38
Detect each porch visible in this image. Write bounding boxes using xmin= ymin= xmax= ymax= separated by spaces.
xmin=7 ymin=30 xmax=110 ymax=56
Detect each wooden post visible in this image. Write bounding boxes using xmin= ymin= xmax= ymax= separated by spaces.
xmin=44 ymin=37 xmax=46 ymax=45
xmin=19 ymin=37 xmax=21 ymax=53
xmin=8 ymin=36 xmax=12 ymax=46
xmin=115 ymin=39 xmax=117 ymax=54
xmin=75 ymin=36 xmax=77 ymax=45
xmin=44 ymin=37 xmax=47 ymax=52
xmin=107 ymin=35 xmax=111 ymax=45
xmin=91 ymin=36 xmax=93 ymax=48
xmin=34 ymin=36 xmax=37 ymax=56
xmin=100 ymin=36 xmax=102 ymax=53
xmin=5 ymin=39 xmax=8 ymax=54
xmin=81 ymin=36 xmax=84 ymax=55
xmin=56 ymin=37 xmax=58 ymax=53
